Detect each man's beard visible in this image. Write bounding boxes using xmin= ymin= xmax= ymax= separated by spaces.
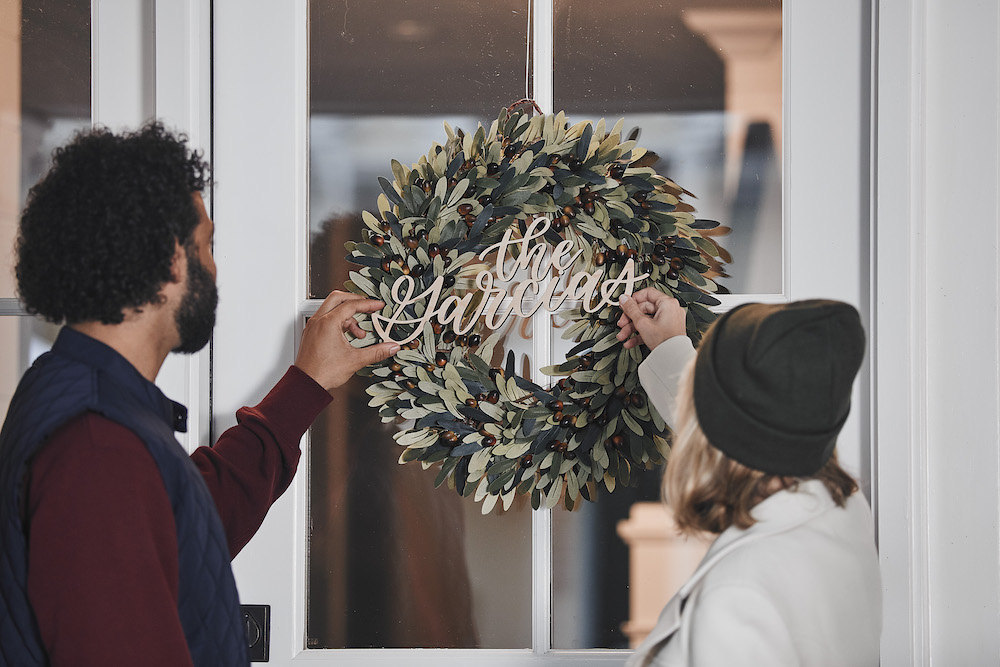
xmin=172 ymin=246 xmax=218 ymax=354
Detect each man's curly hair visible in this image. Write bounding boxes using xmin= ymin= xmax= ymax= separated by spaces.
xmin=15 ymin=122 xmax=211 ymax=324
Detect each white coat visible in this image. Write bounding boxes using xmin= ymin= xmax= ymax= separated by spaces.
xmin=627 ymin=337 xmax=882 ymax=667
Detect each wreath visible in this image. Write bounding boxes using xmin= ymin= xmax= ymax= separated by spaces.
xmin=346 ymin=102 xmax=730 ymax=513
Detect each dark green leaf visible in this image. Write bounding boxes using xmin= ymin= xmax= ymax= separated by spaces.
xmin=576 ymin=123 xmax=593 ymax=160
xmin=447 ymin=152 xmax=465 ymax=178
xmin=378 ymin=177 xmax=403 ymax=206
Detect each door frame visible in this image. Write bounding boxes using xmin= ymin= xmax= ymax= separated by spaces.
xmin=208 ymin=0 xmax=876 ymax=664
xmin=40 ymin=0 xmax=1000 ymax=664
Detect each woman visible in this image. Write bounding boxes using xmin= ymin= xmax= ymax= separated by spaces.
xmin=616 ymin=289 xmax=881 ymax=666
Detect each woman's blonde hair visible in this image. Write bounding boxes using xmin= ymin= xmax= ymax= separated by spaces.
xmin=664 ymin=358 xmax=858 ymax=536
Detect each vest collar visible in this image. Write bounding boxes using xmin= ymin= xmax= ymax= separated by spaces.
xmin=53 ymin=327 xmax=189 ymax=433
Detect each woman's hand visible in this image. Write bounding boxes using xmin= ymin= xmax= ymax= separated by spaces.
xmin=295 ymin=291 xmax=400 ymax=394
xmin=616 ymin=287 xmax=687 ymax=351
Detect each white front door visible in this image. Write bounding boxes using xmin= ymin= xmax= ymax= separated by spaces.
xmin=210 ymin=1 xmax=872 ymax=664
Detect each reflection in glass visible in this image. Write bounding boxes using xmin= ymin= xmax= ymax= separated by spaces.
xmin=547 ymin=309 xmax=665 ymax=649
xmin=308 ymin=5 xmax=533 ymax=646
xmin=3 ymin=1 xmax=92 ymax=299
xmin=1 ymin=1 xmax=90 ymax=419
xmin=552 ymin=467 xmax=664 ymax=649
xmin=309 ymin=0 xmax=529 ymax=298
xmin=305 ymin=300 xmax=534 ymax=649
xmin=307 ymin=212 xmax=535 ymax=650
xmin=554 ymin=0 xmax=782 ymax=294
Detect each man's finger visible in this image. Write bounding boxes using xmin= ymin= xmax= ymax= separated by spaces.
xmin=329 ymin=297 xmax=385 ymax=322
xmin=346 ymin=318 xmax=366 ymax=339
xmin=620 ymin=300 xmax=654 ymax=329
xmin=347 ymin=341 xmax=400 ymax=372
xmin=315 ymin=290 xmax=367 ymax=318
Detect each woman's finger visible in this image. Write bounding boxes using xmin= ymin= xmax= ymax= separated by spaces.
xmin=623 ymin=333 xmax=644 ymax=349
xmin=617 ymin=322 xmax=637 ymax=341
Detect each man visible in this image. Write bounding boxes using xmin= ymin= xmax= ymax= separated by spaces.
xmin=0 ymin=123 xmax=399 ymax=665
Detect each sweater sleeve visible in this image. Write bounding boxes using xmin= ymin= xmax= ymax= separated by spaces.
xmin=193 ymin=365 xmax=332 ymax=558
xmin=637 ymin=335 xmax=696 ymax=427
xmin=27 ymin=414 xmax=194 ymax=667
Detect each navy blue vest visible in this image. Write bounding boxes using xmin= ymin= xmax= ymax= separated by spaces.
xmin=0 ymin=328 xmax=248 ymax=666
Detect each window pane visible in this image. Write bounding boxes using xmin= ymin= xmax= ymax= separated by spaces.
xmin=307 ymin=3 xmax=533 ymax=648
xmin=552 ymin=467 xmax=662 ymax=649
xmin=309 ymin=0 xmax=529 ymax=298
xmin=2 ymin=0 xmax=91 ymax=299
xmin=547 ymin=313 xmax=711 ymax=650
xmin=546 ymin=310 xmax=662 ymax=649
xmin=553 ymin=0 xmax=782 ymax=294
xmin=305 ymin=310 xmax=534 ymax=649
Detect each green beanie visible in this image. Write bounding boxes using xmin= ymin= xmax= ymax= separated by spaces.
xmin=692 ymin=299 xmax=866 ymax=476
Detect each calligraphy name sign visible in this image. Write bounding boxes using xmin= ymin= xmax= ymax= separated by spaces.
xmin=371 ymin=216 xmax=650 ymax=345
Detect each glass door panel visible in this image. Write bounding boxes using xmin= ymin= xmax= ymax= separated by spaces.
xmin=553 ymin=0 xmax=782 ymax=294
xmin=212 ymin=0 xmax=870 ymax=663
xmin=305 ymin=309 xmax=535 ymax=649
xmin=309 ymin=0 xmax=530 ymax=298
xmin=2 ymin=0 xmax=91 ymax=298
xmin=306 ymin=0 xmax=535 ymax=650
xmin=548 ymin=315 xmax=666 ymax=649
xmin=1 ymin=0 xmax=90 ymax=420
xmin=548 ymin=0 xmax=781 ymax=650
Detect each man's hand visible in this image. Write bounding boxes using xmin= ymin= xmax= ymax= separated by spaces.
xmin=616 ymin=287 xmax=687 ymax=351
xmin=295 ymin=291 xmax=400 ymax=394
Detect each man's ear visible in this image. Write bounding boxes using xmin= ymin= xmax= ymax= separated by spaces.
xmin=168 ymin=240 xmax=186 ymax=284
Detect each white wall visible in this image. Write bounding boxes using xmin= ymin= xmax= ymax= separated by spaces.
xmin=875 ymin=1 xmax=1000 ymax=664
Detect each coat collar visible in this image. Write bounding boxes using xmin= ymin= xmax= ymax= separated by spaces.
xmin=627 ymin=481 xmax=838 ymax=666
xmin=681 ymin=479 xmax=834 ymax=584
xmin=677 ymin=480 xmax=835 ymax=597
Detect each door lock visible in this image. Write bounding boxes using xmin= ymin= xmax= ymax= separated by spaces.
xmin=241 ymin=604 xmax=270 ymax=662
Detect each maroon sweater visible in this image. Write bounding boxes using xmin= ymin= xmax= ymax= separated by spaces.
xmin=24 ymin=365 xmax=332 ymax=666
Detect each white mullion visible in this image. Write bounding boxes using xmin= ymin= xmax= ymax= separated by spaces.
xmin=91 ymin=0 xmax=155 ymax=130
xmin=151 ymin=0 xmax=212 ymax=454
xmin=0 ymin=299 xmax=26 ymax=316
xmin=291 ymin=649 xmax=628 ymax=665
xmin=154 ymin=0 xmax=211 ymax=152
xmin=530 ymin=0 xmax=555 ymax=656
xmin=780 ymin=0 xmax=791 ymax=299
xmin=532 ymin=0 xmax=554 ymax=116
xmin=874 ymin=0 xmax=929 ymax=663
xmin=292 ymin=0 xmax=311 ymax=656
